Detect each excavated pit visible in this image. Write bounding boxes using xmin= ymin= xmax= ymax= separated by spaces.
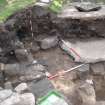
xmin=1 ymin=2 xmax=105 ymax=105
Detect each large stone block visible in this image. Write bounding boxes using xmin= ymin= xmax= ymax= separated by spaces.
xmin=90 ymin=62 xmax=105 ymax=75
xmin=77 ymin=83 xmax=96 ymax=105
xmin=38 ymin=36 xmax=58 ymax=50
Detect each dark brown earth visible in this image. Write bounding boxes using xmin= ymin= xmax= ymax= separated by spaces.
xmin=33 ymin=47 xmax=105 ymax=104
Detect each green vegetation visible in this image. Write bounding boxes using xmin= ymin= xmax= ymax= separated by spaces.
xmin=50 ymin=0 xmax=65 ymax=13
xmin=0 ymin=0 xmax=36 ymax=22
xmin=0 ymin=0 xmax=105 ymax=22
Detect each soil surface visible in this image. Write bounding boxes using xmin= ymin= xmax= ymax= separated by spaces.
xmin=33 ymin=47 xmax=105 ymax=104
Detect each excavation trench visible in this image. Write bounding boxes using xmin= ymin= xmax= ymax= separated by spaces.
xmin=1 ymin=2 xmax=105 ymax=105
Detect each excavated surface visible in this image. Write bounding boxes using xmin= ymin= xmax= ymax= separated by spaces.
xmin=0 ymin=3 xmax=105 ymax=105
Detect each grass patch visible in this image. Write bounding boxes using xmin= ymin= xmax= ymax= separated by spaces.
xmin=0 ymin=0 xmax=36 ymax=22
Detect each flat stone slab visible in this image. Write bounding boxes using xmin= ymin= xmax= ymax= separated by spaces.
xmin=29 ymin=78 xmax=54 ymax=98
xmin=61 ymin=39 xmax=105 ymax=63
xmin=58 ymin=3 xmax=105 ymax=20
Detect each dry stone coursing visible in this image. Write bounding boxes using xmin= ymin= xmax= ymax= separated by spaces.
xmin=0 ymin=61 xmax=47 ymax=87
xmin=6 ymin=3 xmax=105 ymax=48
xmin=57 ymin=3 xmax=105 ymax=38
xmin=3 ymin=63 xmax=46 ymax=84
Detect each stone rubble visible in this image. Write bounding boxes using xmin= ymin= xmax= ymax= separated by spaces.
xmin=3 ymin=63 xmax=46 ymax=81
xmin=14 ymin=83 xmax=28 ymax=93
xmin=4 ymin=82 xmax=13 ymax=90
xmin=38 ymin=36 xmax=59 ymax=50
xmin=0 ymin=89 xmax=13 ymax=102
xmin=0 ymin=83 xmax=35 ymax=105
xmin=15 ymin=49 xmax=34 ymax=62
xmin=90 ymin=62 xmax=105 ymax=75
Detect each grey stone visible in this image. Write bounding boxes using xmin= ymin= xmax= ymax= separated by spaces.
xmin=0 ymin=48 xmax=3 ymax=53
xmin=0 ymin=93 xmax=20 ymax=105
xmin=90 ymin=62 xmax=105 ymax=75
xmin=0 ymin=89 xmax=13 ymax=102
xmin=15 ymin=49 xmax=34 ymax=62
xmin=30 ymin=42 xmax=40 ymax=52
xmin=4 ymin=63 xmax=45 ymax=75
xmin=14 ymin=41 xmax=24 ymax=49
xmin=77 ymin=64 xmax=90 ymax=80
xmin=4 ymin=63 xmax=23 ymax=76
xmin=22 ymin=64 xmax=46 ymax=81
xmin=39 ymin=36 xmax=58 ymax=49
xmin=32 ymin=64 xmax=46 ymax=72
xmin=5 ymin=19 xmax=16 ymax=31
xmin=0 ymin=87 xmax=3 ymax=90
xmin=58 ymin=2 xmax=105 ymax=19
xmin=86 ymin=79 xmax=93 ymax=85
xmin=15 ymin=83 xmax=28 ymax=93
xmin=14 ymin=93 xmax=35 ymax=105
xmin=0 ymin=91 xmax=35 ymax=105
xmin=75 ymin=2 xmax=101 ymax=12
xmin=29 ymin=78 xmax=54 ymax=98
xmin=96 ymin=101 xmax=105 ymax=105
xmin=4 ymin=82 xmax=13 ymax=90
xmin=61 ymin=39 xmax=105 ymax=63
xmin=4 ymin=63 xmax=46 ymax=82
xmin=56 ymin=2 xmax=105 ymax=38
xmin=78 ymin=63 xmax=89 ymax=72
xmin=33 ymin=5 xmax=49 ymax=17
xmin=19 ymin=71 xmax=45 ymax=82
xmin=77 ymin=83 xmax=96 ymax=105
xmin=0 ymin=72 xmax=4 ymax=82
